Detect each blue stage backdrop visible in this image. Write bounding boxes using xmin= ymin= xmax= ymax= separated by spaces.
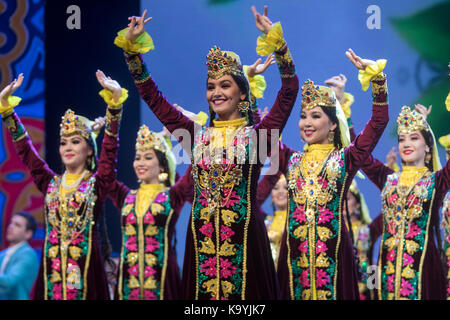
xmin=139 ymin=0 xmax=450 ymax=269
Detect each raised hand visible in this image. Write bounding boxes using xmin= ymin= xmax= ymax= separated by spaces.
xmin=125 ymin=9 xmax=152 ymax=43
xmin=96 ymin=70 xmax=122 ymax=102
xmin=260 ymin=106 xmax=269 ymax=119
xmin=251 ymin=5 xmax=273 ymax=34
xmin=246 ymin=54 xmax=275 ymax=78
xmin=345 ymin=49 xmax=376 ymax=70
xmin=0 ymin=73 xmax=24 ymax=107
xmin=414 ymin=104 xmax=432 ymax=119
xmin=386 ymin=146 xmax=398 ymax=170
xmin=91 ymin=116 xmax=106 ymax=132
xmin=324 ymin=74 xmax=347 ymax=105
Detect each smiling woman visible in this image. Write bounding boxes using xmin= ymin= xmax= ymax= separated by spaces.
xmin=114 ymin=6 xmax=299 ymax=299
xmin=0 ymin=71 xmax=127 ymax=300
xmin=359 ymin=105 xmax=449 ymax=300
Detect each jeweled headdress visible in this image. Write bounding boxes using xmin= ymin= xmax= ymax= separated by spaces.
xmin=396 ymin=105 xmax=442 ymax=171
xmin=396 ymin=106 xmax=429 ymax=134
xmin=60 ymin=109 xmax=93 ymax=140
xmin=135 ymin=124 xmax=176 ymax=186
xmin=301 ymin=79 xmax=336 ymax=110
xmin=206 ymin=46 xmax=245 ymax=80
xmin=136 ymin=124 xmax=167 ymax=153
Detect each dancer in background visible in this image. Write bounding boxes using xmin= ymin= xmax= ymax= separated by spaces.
xmin=114 ymin=6 xmax=299 ymax=299
xmin=360 ymin=102 xmax=449 ymax=299
xmin=0 ymin=71 xmax=126 ymax=300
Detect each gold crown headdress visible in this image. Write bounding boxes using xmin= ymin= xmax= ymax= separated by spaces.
xmin=60 ymin=109 xmax=93 ymax=140
xmin=135 ymin=125 xmax=176 ymax=186
xmin=396 ymin=105 xmax=442 ymax=171
xmin=136 ymin=125 xmax=168 ymax=153
xmin=396 ymin=106 xmax=429 ymax=134
xmin=206 ymin=46 xmax=245 ymax=80
xmin=301 ymin=79 xmax=336 ymax=110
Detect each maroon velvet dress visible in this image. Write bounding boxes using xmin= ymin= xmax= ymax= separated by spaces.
xmin=2 ymin=107 xmax=122 ymax=300
xmin=275 ymin=74 xmax=389 ymax=300
xmin=108 ymin=166 xmax=193 ymax=300
xmin=360 ymin=153 xmax=449 ymax=299
xmin=123 ymin=43 xmax=299 ymax=299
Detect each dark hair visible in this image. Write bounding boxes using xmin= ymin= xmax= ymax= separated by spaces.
xmin=397 ymin=129 xmax=434 ymax=172
xmin=320 ymin=106 xmax=343 ymax=149
xmin=154 ymin=149 xmax=171 ymax=187
xmin=207 ymin=73 xmax=254 ymax=127
xmin=14 ymin=211 xmax=37 ymax=235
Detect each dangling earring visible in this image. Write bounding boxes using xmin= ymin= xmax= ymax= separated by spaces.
xmin=425 ymin=153 xmax=432 ymax=166
xmin=158 ymin=172 xmax=168 ymax=183
xmin=328 ymin=131 xmax=335 ymax=144
xmin=237 ymin=101 xmax=250 ymax=114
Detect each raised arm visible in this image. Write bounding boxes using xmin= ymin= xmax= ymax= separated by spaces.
xmin=0 ymin=74 xmax=55 ymax=193
xmin=343 ymin=49 xmax=389 ymax=176
xmin=94 ymin=70 xmax=127 ymax=201
xmin=252 ymin=6 xmax=299 ymax=134
xmin=115 ymin=10 xmax=195 ymax=151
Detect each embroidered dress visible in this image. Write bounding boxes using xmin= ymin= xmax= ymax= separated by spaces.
xmin=2 ymin=107 xmax=122 ymax=300
xmin=108 ymin=169 xmax=193 ymax=300
xmin=276 ymin=73 xmax=389 ymax=300
xmin=442 ymin=192 xmax=450 ymax=299
xmin=123 ymin=41 xmax=298 ymax=299
xmin=361 ymin=160 xmax=449 ymax=300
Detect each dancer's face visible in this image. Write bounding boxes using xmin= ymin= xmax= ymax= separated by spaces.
xmin=271 ymin=177 xmax=288 ymax=210
xmin=299 ymin=107 xmax=337 ymax=145
xmin=344 ymin=190 xmax=360 ymax=216
xmin=207 ymin=75 xmax=246 ymax=120
xmin=398 ymin=130 xmax=429 ymax=167
xmin=134 ymin=149 xmax=161 ymax=185
xmin=59 ymin=134 xmax=93 ymax=173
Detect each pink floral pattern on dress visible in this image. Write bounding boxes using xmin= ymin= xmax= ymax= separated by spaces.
xmin=299 ymin=269 xmax=310 ymax=287
xmin=220 ymin=258 xmax=236 ymax=279
xmin=200 ymin=257 xmax=217 ymax=277
xmin=144 ymin=290 xmax=157 ymax=300
xmin=405 ymin=223 xmax=421 ymax=239
xmin=387 ymin=275 xmax=395 ymax=292
xmin=292 ymin=206 xmax=306 ymax=224
xmin=298 ymin=240 xmax=308 ymax=253
xmin=220 ymin=225 xmax=235 ymax=241
xmin=402 ymin=253 xmax=414 ymax=266
xmin=316 ymin=240 xmax=328 ymax=254
xmin=154 ymin=192 xmax=168 ymax=204
xmin=317 ymin=206 xmax=333 ymax=224
xmin=48 ymin=229 xmax=59 ymax=245
xmin=143 ymin=211 xmax=155 ymax=224
xmin=400 ymin=279 xmax=414 ymax=297
xmin=145 ymin=237 xmax=160 ymax=252
xmin=128 ymin=288 xmax=140 ymax=300
xmin=128 ymin=264 xmax=139 ymax=277
xmin=126 ymin=236 xmax=137 ymax=251
xmin=386 ymin=249 xmax=396 ymax=262
xmin=316 ymin=269 xmax=330 ymax=287
xmin=126 ymin=213 xmax=137 ymax=225
xmin=199 ymin=222 xmax=214 ymax=238
xmin=222 ymin=189 xmax=241 ymax=208
xmin=52 ymin=283 xmax=62 ymax=300
xmin=51 ymin=257 xmax=61 ymax=272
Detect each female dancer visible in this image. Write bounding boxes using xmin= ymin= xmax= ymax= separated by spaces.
xmin=108 ymin=124 xmax=193 ymax=300
xmin=0 ymin=71 xmax=127 ymax=299
xmin=114 ymin=6 xmax=299 ymax=299
xmin=360 ymin=104 xmax=449 ymax=299
xmin=275 ymin=50 xmax=389 ymax=300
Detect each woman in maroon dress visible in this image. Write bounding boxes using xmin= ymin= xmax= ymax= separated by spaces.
xmin=0 ymin=71 xmax=126 ymax=300
xmin=359 ymin=103 xmax=449 ymax=300
xmin=114 ymin=6 xmax=299 ymax=299
xmin=108 ymin=124 xmax=194 ymax=300
xmin=275 ymin=50 xmax=389 ymax=300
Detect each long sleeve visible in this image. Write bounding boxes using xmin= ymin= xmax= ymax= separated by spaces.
xmin=95 ymin=106 xmax=123 ymax=203
xmin=108 ymin=179 xmax=131 ymax=210
xmin=170 ymin=165 xmax=194 ymax=207
xmin=124 ymin=53 xmax=195 ymax=151
xmin=344 ymin=73 xmax=389 ymax=176
xmin=257 ymin=170 xmax=283 ymax=208
xmin=435 ymin=159 xmax=450 ymax=195
xmin=2 ymin=111 xmax=56 ymax=193
xmin=256 ymin=43 xmax=299 ymax=156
